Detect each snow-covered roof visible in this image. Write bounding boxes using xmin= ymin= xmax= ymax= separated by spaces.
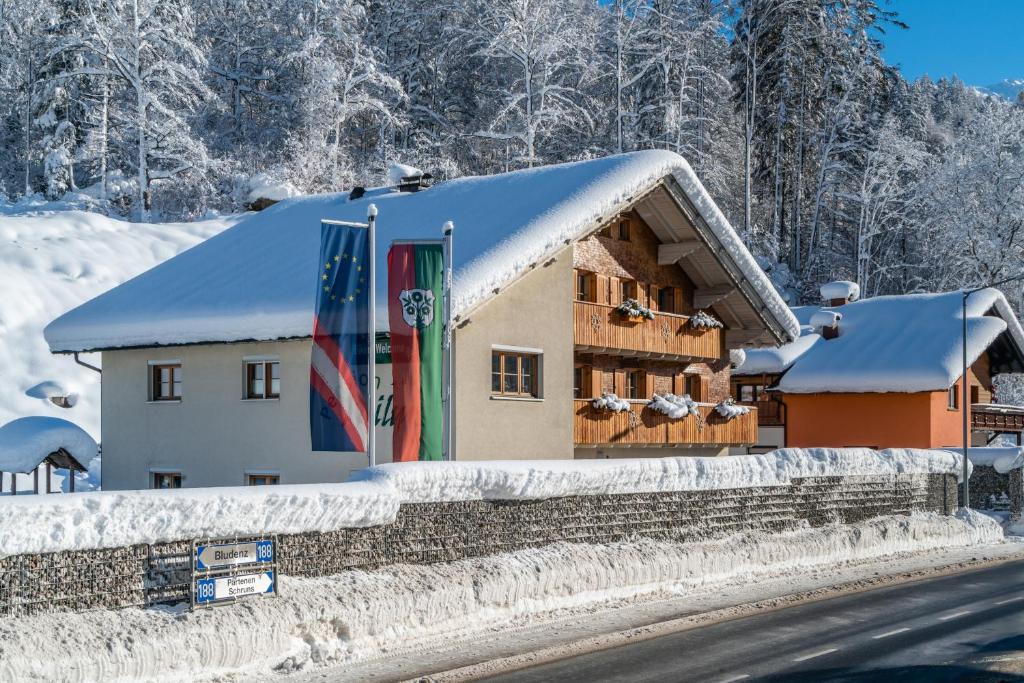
xmin=734 ymin=289 xmax=1024 ymax=393
xmin=44 ymin=151 xmax=800 ymax=352
xmin=0 ymin=416 xmax=97 ymax=474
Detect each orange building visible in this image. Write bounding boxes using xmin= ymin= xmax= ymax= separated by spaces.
xmin=731 ymin=282 xmax=1024 ymax=451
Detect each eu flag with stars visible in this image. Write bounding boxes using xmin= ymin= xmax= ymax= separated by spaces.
xmin=310 ymin=221 xmax=370 ymax=452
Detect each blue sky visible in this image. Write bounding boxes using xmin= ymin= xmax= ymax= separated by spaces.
xmin=881 ymin=1 xmax=1024 ymax=86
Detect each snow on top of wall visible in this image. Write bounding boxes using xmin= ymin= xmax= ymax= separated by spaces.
xmin=820 ymin=280 xmax=860 ymax=302
xmin=735 ymin=289 xmax=1024 ymax=392
xmin=0 ymin=416 xmax=97 ymax=474
xmin=945 ymin=447 xmax=1024 ymax=474
xmin=44 ymin=151 xmax=800 ymax=352
xmin=0 ymin=207 xmax=236 ymax=439
xmin=0 ymin=448 xmax=966 ymax=558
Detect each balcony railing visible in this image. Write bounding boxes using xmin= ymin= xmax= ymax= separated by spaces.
xmin=573 ymin=301 xmax=722 ymax=360
xmin=971 ymin=403 xmax=1024 ymax=433
xmin=574 ymin=399 xmax=758 ymax=446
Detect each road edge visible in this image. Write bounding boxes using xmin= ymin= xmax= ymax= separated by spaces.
xmin=417 ymin=546 xmax=1024 ymax=683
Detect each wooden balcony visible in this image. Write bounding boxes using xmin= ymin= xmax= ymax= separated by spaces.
xmin=573 ymin=301 xmax=722 ymax=360
xmin=574 ymin=399 xmax=758 ymax=446
xmin=740 ymin=399 xmax=785 ymax=427
xmin=972 ymin=403 xmax=1024 ymax=433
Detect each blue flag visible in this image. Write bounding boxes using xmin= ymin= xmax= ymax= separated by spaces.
xmin=310 ymin=221 xmax=370 ymax=452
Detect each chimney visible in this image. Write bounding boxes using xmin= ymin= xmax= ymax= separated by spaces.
xmin=388 ymin=162 xmax=432 ymax=193
xmin=819 ymin=280 xmax=860 ymax=307
xmin=810 ymin=310 xmax=842 ymax=340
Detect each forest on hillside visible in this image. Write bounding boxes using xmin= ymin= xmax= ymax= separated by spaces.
xmin=2 ymin=0 xmax=1024 ymax=306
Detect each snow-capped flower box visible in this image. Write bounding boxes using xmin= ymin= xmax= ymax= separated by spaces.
xmin=647 ymin=393 xmax=697 ymax=420
xmin=715 ymin=398 xmax=751 ymax=420
xmin=615 ymin=298 xmax=655 ymax=322
xmin=592 ymin=393 xmax=631 ymax=413
xmin=689 ymin=310 xmax=723 ymax=330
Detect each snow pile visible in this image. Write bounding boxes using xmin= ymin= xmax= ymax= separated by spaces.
xmin=592 ymin=393 xmax=631 ymax=412
xmin=0 ymin=512 xmax=1002 ymax=683
xmin=0 ymin=417 xmax=97 ymax=474
xmin=355 ymin=448 xmax=970 ymax=504
xmin=0 ymin=207 xmax=236 ymax=443
xmin=729 ymin=348 xmax=747 ymax=368
xmin=689 ymin=310 xmax=723 ymax=329
xmin=387 ymin=162 xmax=425 ymax=185
xmin=647 ymin=393 xmax=696 ymax=419
xmin=0 ymin=448 xmax=969 ymax=557
xmin=45 ymin=150 xmax=801 ymax=352
xmin=820 ymin=280 xmax=860 ymax=302
xmin=809 ymin=310 xmax=841 ymax=331
xmin=736 ymin=289 xmax=1024 ymax=392
xmin=715 ymin=399 xmax=751 ymax=419
xmin=0 ymin=482 xmax=396 ymax=558
xmin=246 ymin=174 xmax=301 ymax=204
xmin=945 ymin=447 xmax=1024 ymax=474
xmin=615 ymin=297 xmax=655 ymax=320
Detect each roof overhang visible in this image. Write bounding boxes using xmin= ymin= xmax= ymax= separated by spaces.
xmin=634 ymin=177 xmax=791 ymax=348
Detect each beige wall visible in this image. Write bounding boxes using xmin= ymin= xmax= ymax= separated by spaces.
xmin=453 ymin=246 xmax=575 ymax=460
xmin=101 ymin=340 xmax=391 ymax=490
xmin=576 ymin=446 xmax=727 ymax=459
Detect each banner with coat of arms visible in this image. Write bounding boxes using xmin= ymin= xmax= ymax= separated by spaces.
xmin=387 ymin=241 xmax=444 ymax=461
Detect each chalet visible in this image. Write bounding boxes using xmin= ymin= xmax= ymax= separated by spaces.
xmin=44 ymin=151 xmax=799 ymax=490
xmin=731 ymin=281 xmax=1024 ymax=452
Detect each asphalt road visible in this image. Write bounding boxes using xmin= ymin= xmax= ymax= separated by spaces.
xmin=480 ymin=559 xmax=1024 ymax=683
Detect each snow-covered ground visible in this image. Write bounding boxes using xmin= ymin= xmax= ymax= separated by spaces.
xmin=0 ymin=510 xmax=1006 ymax=683
xmin=0 ymin=200 xmax=237 ymax=489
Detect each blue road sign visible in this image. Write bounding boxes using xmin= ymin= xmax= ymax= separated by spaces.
xmin=195 ymin=570 xmax=275 ymax=605
xmin=195 ymin=540 xmax=274 ymax=571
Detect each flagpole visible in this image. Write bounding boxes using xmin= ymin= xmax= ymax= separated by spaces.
xmin=442 ymin=221 xmax=454 ymax=461
xmin=367 ymin=204 xmax=378 ymax=468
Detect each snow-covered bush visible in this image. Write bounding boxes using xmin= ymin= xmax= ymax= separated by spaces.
xmin=592 ymin=392 xmax=631 ymax=412
xmin=616 ymin=298 xmax=655 ymax=320
xmin=715 ymin=398 xmax=751 ymax=419
xmin=647 ymin=393 xmax=697 ymax=419
xmin=689 ymin=310 xmax=723 ymax=329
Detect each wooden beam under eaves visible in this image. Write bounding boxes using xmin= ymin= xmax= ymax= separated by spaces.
xmin=694 ymin=285 xmax=735 ymax=309
xmin=657 ymin=240 xmax=703 ymax=265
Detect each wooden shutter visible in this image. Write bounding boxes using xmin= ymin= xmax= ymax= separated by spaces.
xmin=673 ymin=373 xmax=686 ymax=395
xmin=609 ymin=277 xmax=622 ymax=305
xmin=613 ymin=369 xmax=625 ymax=396
xmin=642 ymin=371 xmax=656 ymax=398
xmin=595 ymin=274 xmax=610 ymax=305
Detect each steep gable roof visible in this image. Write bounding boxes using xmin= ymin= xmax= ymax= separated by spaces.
xmin=735 ymin=289 xmax=1024 ymax=393
xmin=45 ymin=151 xmax=800 ymax=353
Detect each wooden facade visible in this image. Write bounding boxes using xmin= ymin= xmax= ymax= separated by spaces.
xmin=573 ymin=301 xmax=723 ymax=359
xmin=572 ymin=213 xmax=751 ymax=450
xmin=573 ymin=400 xmax=758 ymax=446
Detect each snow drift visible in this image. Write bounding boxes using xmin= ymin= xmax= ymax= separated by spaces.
xmin=0 ymin=448 xmax=968 ymax=558
xmin=0 ymin=511 xmax=1002 ymax=683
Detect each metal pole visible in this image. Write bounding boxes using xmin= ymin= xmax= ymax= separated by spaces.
xmin=962 ymin=291 xmax=970 ymax=508
xmin=367 ymin=204 xmax=378 ymax=468
xmin=442 ymin=221 xmax=455 ymax=461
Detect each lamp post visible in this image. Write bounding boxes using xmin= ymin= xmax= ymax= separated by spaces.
xmin=961 ymin=273 xmax=1024 ymax=509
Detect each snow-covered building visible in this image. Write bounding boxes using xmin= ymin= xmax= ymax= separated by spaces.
xmin=732 ymin=283 xmax=1024 ymax=452
xmin=0 ymin=417 xmax=95 ymax=494
xmin=44 ymin=151 xmax=798 ymax=490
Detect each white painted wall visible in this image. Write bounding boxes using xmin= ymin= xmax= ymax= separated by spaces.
xmin=101 ymin=339 xmax=394 ymax=490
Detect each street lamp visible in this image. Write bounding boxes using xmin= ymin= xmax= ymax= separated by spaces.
xmin=961 ymin=273 xmax=1024 ymax=509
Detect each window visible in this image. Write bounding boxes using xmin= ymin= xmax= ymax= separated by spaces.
xmin=971 ymin=385 xmax=980 ymax=405
xmin=491 ymin=350 xmax=541 ymax=398
xmin=617 ymin=218 xmax=631 ymax=241
xmin=247 ymin=474 xmax=280 ymax=486
xmin=246 ymin=360 xmax=281 ymax=399
xmin=151 ymin=364 xmax=182 ymax=401
xmin=625 ymin=369 xmax=642 ymax=400
xmin=948 ymin=386 xmax=959 ymax=410
xmin=574 ymin=365 xmax=592 ymax=399
xmin=739 ymin=385 xmax=756 ymax=403
xmin=152 ymin=472 xmax=182 ymax=489
xmin=621 ymin=279 xmax=637 ymax=302
xmin=657 ymin=287 xmax=676 ymax=314
xmin=576 ymin=271 xmax=596 ymax=302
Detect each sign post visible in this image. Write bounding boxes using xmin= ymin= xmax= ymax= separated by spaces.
xmin=191 ymin=537 xmax=278 ymax=610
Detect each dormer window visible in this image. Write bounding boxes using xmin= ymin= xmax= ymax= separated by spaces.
xmin=617 ymin=218 xmax=631 ymax=241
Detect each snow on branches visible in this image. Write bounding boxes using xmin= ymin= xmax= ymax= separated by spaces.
xmin=689 ymin=310 xmax=723 ymax=329
xmin=616 ymin=298 xmax=655 ymax=320
xmin=715 ymin=398 xmax=751 ymax=420
xmin=592 ymin=392 xmax=631 ymax=412
xmin=647 ymin=393 xmax=697 ymax=419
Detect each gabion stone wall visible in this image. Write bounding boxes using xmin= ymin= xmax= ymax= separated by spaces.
xmin=961 ymin=465 xmax=1024 ymax=519
xmin=0 ymin=473 xmax=957 ymax=616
